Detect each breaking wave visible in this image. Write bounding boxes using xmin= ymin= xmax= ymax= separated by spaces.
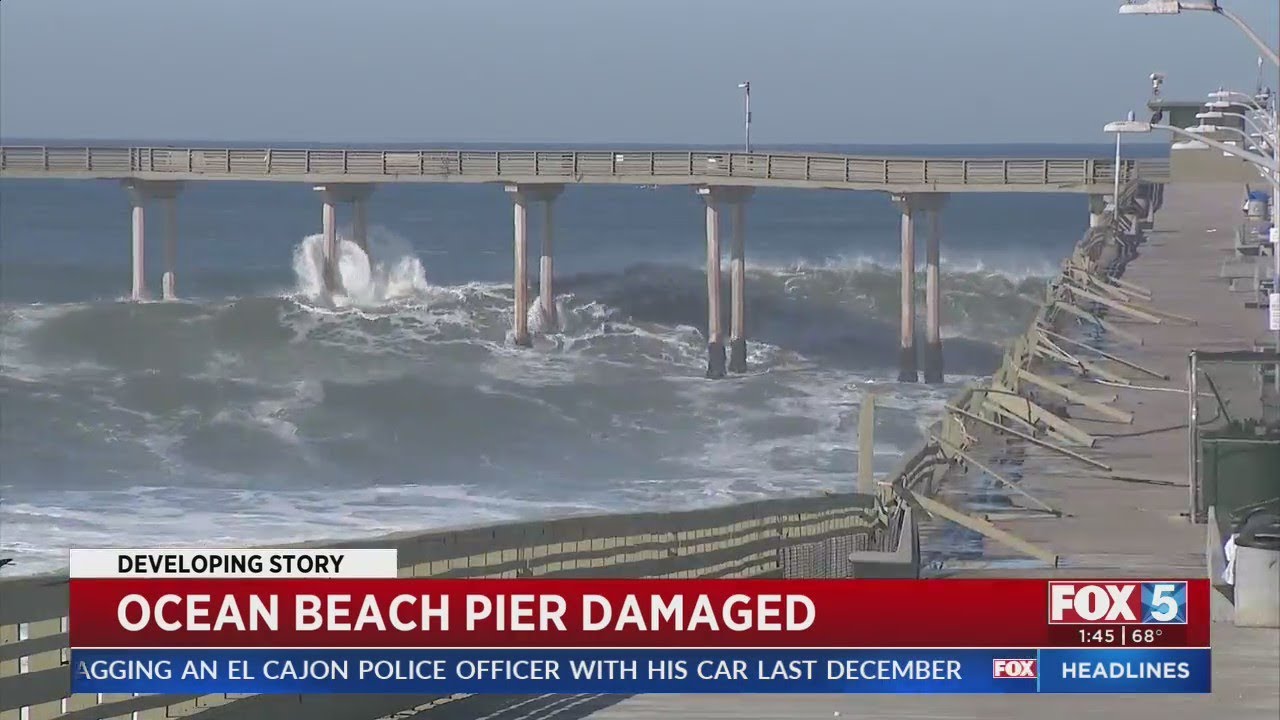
xmin=0 ymin=232 xmax=1049 ymax=574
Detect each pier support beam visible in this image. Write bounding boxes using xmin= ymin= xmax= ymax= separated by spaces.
xmin=161 ymin=196 xmax=178 ymax=300
xmin=505 ymin=184 xmax=564 ymax=345
xmin=312 ymin=184 xmax=375 ymax=295
xmin=131 ymin=196 xmax=146 ymax=301
xmin=124 ymin=180 xmax=183 ymax=301
xmin=321 ymin=195 xmax=341 ymax=294
xmin=698 ymin=187 xmax=753 ymax=377
xmin=704 ymin=193 xmax=726 ymax=378
xmin=920 ymin=194 xmax=948 ymax=384
xmin=730 ymin=200 xmax=747 ymax=372
xmin=539 ymin=186 xmax=564 ymax=330
xmin=890 ymin=194 xmax=919 ymax=382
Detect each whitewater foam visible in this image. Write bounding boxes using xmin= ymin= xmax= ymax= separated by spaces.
xmin=1 ymin=232 xmax=1045 ymax=576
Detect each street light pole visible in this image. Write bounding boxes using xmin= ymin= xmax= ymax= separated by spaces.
xmin=1115 ymin=111 xmax=1134 ymax=205
xmin=738 ymin=82 xmax=752 ymax=153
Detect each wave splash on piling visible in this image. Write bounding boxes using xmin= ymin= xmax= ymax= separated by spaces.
xmin=291 ymin=231 xmax=431 ymax=308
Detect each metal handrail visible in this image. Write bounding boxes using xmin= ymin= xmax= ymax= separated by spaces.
xmin=0 ymin=145 xmax=1169 ymax=189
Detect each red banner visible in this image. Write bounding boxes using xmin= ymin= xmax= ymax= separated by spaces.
xmin=70 ymin=578 xmax=1209 ymax=649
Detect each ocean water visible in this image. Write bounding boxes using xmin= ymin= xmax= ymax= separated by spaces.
xmin=0 ymin=143 xmax=1151 ymax=575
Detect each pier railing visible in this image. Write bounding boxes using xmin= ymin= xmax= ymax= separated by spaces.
xmin=0 ymin=491 xmax=887 ymax=719
xmin=0 ymin=145 xmax=1169 ymax=191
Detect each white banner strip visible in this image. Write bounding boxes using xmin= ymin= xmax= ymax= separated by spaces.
xmin=70 ymin=549 xmax=399 ymax=578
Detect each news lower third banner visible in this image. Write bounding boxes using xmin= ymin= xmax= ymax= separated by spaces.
xmin=72 ymin=648 xmax=1211 ymax=694
xmin=66 ymin=549 xmax=1214 ymax=695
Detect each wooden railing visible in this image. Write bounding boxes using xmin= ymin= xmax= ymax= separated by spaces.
xmin=0 ymin=491 xmax=884 ymax=720
xmin=0 ymin=145 xmax=1170 ymax=190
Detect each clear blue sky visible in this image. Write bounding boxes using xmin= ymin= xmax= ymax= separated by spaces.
xmin=1 ymin=0 xmax=1276 ymax=144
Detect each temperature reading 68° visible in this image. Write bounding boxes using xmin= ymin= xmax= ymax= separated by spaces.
xmin=1130 ymin=627 xmax=1164 ymax=644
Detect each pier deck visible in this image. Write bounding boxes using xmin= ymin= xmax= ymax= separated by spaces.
xmin=0 ymin=145 xmax=1168 ymax=193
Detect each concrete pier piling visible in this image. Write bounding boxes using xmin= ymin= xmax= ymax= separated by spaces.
xmin=538 ymin=187 xmax=563 ymax=330
xmin=313 ymin=184 xmax=375 ymax=296
xmin=130 ymin=195 xmax=146 ymax=301
xmin=922 ymin=194 xmax=947 ymax=384
xmin=506 ymin=184 xmax=563 ymax=345
xmin=698 ymin=187 xmax=752 ymax=377
xmin=540 ymin=196 xmax=556 ymax=329
xmin=161 ymin=195 xmax=177 ymax=300
xmin=511 ymin=189 xmax=531 ymax=346
xmin=321 ymin=195 xmax=341 ymax=294
xmin=728 ymin=193 xmax=752 ymax=373
xmin=891 ymin=194 xmax=919 ymax=382
xmin=352 ymin=196 xmax=369 ymax=254
xmin=702 ymin=191 xmax=727 ymax=378
xmin=124 ymin=180 xmax=182 ymax=301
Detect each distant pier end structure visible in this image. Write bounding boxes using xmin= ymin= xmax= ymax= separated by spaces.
xmin=0 ymin=145 xmax=1168 ymax=383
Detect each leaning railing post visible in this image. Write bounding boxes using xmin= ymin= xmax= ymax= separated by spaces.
xmin=1187 ymin=350 xmax=1200 ymax=523
xmin=858 ymin=392 xmax=876 ymax=494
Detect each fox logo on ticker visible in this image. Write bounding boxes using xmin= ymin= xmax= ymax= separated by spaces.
xmin=1048 ymin=581 xmax=1188 ymax=624
xmin=992 ymin=659 xmax=1038 ymax=679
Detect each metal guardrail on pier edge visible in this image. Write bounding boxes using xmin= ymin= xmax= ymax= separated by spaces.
xmin=0 ymin=145 xmax=1169 ymax=191
xmin=0 ymin=492 xmax=884 ymax=719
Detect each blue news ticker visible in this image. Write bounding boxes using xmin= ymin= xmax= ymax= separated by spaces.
xmin=71 ymin=648 xmax=1211 ymax=695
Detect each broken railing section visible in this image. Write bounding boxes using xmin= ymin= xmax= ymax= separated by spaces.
xmin=866 ymin=180 xmax=1167 ymax=568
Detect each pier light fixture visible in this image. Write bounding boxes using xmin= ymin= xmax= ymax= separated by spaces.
xmin=1119 ymin=2 xmax=1279 ymax=67
xmin=1119 ymin=0 xmax=1185 ymax=13
xmin=737 ymin=82 xmax=752 ymax=154
xmin=1103 ymin=120 xmax=1152 ymax=134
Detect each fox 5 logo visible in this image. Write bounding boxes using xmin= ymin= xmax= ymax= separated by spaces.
xmin=1048 ymin=581 xmax=1187 ymax=624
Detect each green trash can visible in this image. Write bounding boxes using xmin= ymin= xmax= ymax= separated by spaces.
xmin=1199 ymin=433 xmax=1280 ymax=518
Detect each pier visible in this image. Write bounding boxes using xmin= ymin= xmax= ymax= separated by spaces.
xmin=0 ymin=145 xmax=1168 ymax=383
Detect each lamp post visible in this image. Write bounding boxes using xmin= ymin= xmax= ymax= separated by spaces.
xmin=737 ymin=82 xmax=752 ymax=153
xmin=1119 ymin=2 xmax=1280 ymax=67
xmin=1107 ymin=118 xmax=1280 ymax=354
xmin=1114 ymin=111 xmax=1134 ymax=205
